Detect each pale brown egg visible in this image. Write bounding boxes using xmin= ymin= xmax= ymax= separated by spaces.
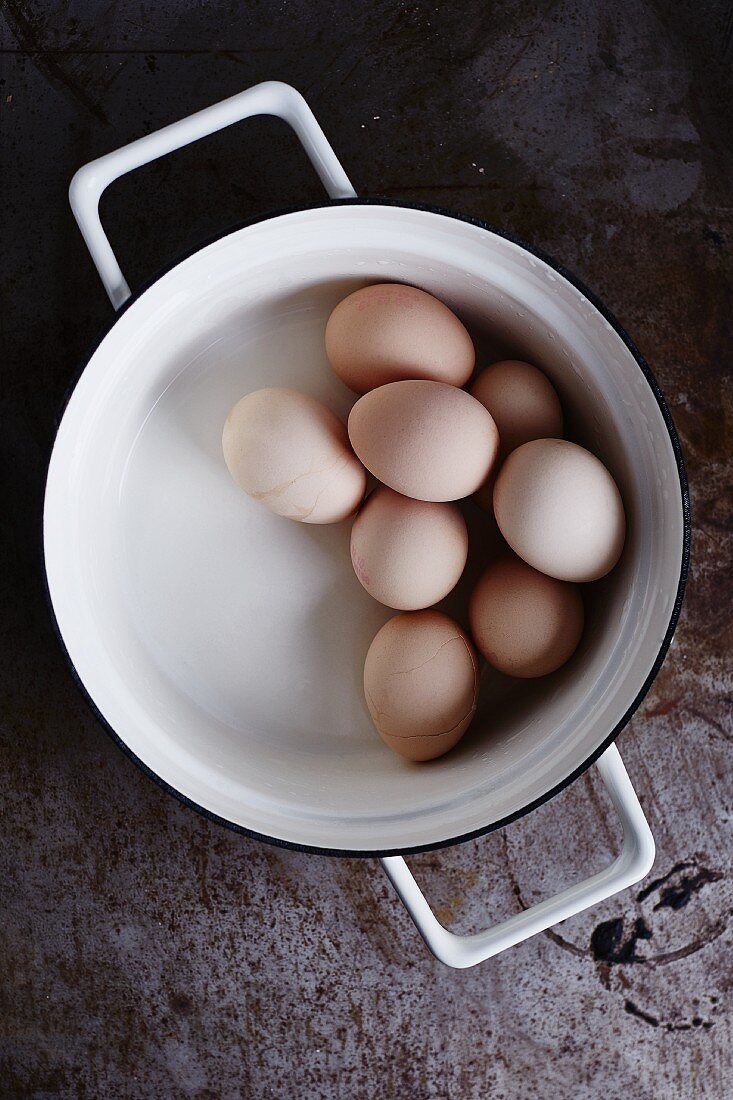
xmin=325 ymin=283 xmax=475 ymax=394
xmin=364 ymin=611 xmax=479 ymax=762
xmin=493 ymin=439 xmax=626 ymax=582
xmin=348 ymin=380 xmax=499 ymax=502
xmin=470 ymin=359 xmax=563 ymax=458
xmin=470 ymin=359 xmax=563 ymax=511
xmin=469 ymin=556 xmax=584 ymax=677
xmin=350 ymin=486 xmax=468 ymax=610
xmin=222 ymin=388 xmax=366 ymax=523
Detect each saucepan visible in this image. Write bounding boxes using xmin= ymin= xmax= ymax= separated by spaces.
xmin=43 ymin=82 xmax=689 ymax=968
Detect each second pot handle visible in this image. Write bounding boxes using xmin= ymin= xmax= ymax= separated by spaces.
xmin=69 ymin=80 xmax=356 ymax=310
xmin=381 ymin=743 xmax=654 ymax=969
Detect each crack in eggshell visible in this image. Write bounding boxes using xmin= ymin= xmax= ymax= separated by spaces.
xmin=368 ymin=634 xmax=479 ymax=743
xmin=248 ymin=451 xmax=351 ymax=508
xmin=293 ymin=454 xmax=354 ymax=520
xmin=364 ymin=686 xmax=395 ymax=726
xmin=456 ymin=631 xmax=480 ymax=703
xmin=367 ymin=679 xmax=476 ymax=743
xmin=384 ymin=702 xmax=478 ymax=743
xmin=385 ymin=634 xmax=470 ymax=679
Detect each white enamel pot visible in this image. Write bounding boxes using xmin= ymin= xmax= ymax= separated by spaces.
xmin=44 ymin=82 xmax=689 ymax=968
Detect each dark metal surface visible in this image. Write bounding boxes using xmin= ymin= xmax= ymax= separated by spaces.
xmin=1 ymin=2 xmax=731 ymax=1097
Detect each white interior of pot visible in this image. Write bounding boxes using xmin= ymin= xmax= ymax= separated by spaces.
xmin=44 ymin=205 xmax=684 ymax=851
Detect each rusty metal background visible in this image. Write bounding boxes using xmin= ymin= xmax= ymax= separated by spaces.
xmin=1 ymin=2 xmax=731 ymax=1097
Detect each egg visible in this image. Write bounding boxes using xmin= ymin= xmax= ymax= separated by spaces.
xmin=350 ymin=486 xmax=468 ymax=610
xmin=325 ymin=283 xmax=475 ymax=394
xmin=348 ymin=380 xmax=499 ymax=502
xmin=470 ymin=359 xmax=563 ymax=457
xmin=364 ymin=611 xmax=479 ymax=761
xmin=471 ymin=359 xmax=563 ymax=510
xmin=493 ymin=438 xmax=626 ymax=581
xmin=469 ymin=555 xmax=584 ymax=677
xmin=222 ymin=387 xmax=366 ymax=523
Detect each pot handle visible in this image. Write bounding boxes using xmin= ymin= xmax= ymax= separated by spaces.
xmin=380 ymin=743 xmax=654 ymax=969
xmin=69 ymin=81 xmax=356 ymax=310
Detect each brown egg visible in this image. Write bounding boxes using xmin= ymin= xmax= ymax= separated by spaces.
xmin=470 ymin=359 xmax=563 ymax=458
xmin=348 ymin=380 xmax=499 ymax=502
xmin=470 ymin=359 xmax=563 ymax=511
xmin=351 ymin=486 xmax=468 ymax=610
xmin=493 ymin=439 xmax=626 ymax=582
xmin=364 ymin=611 xmax=479 ymax=762
xmin=469 ymin=556 xmax=584 ymax=678
xmin=222 ymin=388 xmax=366 ymax=523
xmin=325 ymin=283 xmax=475 ymax=394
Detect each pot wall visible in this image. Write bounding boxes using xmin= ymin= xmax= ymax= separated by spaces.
xmin=44 ymin=203 xmax=686 ymax=852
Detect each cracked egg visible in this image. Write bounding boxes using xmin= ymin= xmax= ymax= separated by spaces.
xmin=364 ymin=610 xmax=479 ymax=762
xmin=222 ymin=387 xmax=366 ymax=524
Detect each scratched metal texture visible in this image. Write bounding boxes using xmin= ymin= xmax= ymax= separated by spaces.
xmin=1 ymin=1 xmax=731 ymax=1097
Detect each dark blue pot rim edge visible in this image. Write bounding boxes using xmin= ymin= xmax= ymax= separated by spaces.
xmin=42 ymin=196 xmax=691 ymax=859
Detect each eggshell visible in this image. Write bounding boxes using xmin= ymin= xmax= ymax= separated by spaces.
xmin=348 ymin=380 xmax=499 ymax=502
xmin=471 ymin=359 xmax=563 ymax=511
xmin=351 ymin=486 xmax=468 ymax=610
xmin=364 ymin=611 xmax=479 ymax=762
xmin=470 ymin=360 xmax=563 ymax=458
xmin=325 ymin=283 xmax=475 ymax=394
xmin=493 ymin=439 xmax=626 ymax=582
xmin=222 ymin=387 xmax=366 ymax=523
xmin=469 ymin=556 xmax=584 ymax=677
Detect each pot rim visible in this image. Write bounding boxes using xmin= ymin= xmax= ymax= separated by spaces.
xmin=43 ymin=197 xmax=691 ymax=857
